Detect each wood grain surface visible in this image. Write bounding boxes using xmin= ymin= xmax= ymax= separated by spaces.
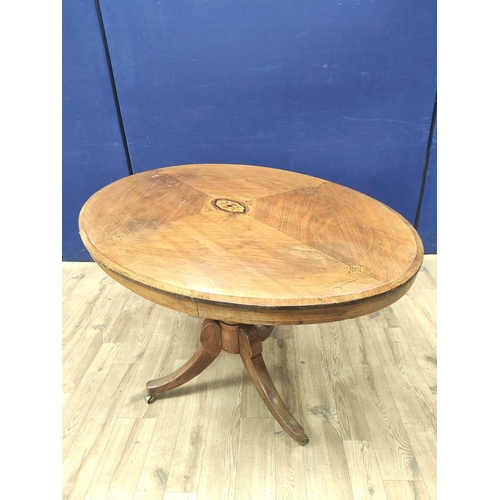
xmin=79 ymin=164 xmax=423 ymax=324
xmin=62 ymin=255 xmax=436 ymax=500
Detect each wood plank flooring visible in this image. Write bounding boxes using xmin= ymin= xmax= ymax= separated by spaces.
xmin=62 ymin=256 xmax=437 ymax=500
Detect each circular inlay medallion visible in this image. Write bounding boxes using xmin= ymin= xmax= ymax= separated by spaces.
xmin=212 ymin=198 xmax=247 ymax=213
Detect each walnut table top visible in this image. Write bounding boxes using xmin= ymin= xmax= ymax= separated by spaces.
xmin=79 ymin=163 xmax=423 ymax=326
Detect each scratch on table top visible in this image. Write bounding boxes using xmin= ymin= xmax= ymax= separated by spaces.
xmin=120 ymin=220 xmax=139 ymax=239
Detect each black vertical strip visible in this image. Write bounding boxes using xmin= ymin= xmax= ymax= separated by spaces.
xmin=94 ymin=0 xmax=133 ymax=176
xmin=414 ymin=95 xmax=437 ymax=230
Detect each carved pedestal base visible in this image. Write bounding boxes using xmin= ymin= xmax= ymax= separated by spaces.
xmin=146 ymin=319 xmax=308 ymax=446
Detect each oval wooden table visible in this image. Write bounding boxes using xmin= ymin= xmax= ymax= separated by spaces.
xmin=79 ymin=163 xmax=423 ymax=445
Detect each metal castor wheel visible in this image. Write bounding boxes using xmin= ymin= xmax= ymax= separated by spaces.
xmin=146 ymin=393 xmax=157 ymax=404
xmin=300 ymin=434 xmax=310 ymax=446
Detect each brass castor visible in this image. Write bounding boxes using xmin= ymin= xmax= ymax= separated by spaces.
xmin=300 ymin=435 xmax=310 ymax=446
xmin=146 ymin=393 xmax=157 ymax=404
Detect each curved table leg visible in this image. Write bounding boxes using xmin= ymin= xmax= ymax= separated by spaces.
xmin=238 ymin=325 xmax=309 ymax=445
xmin=146 ymin=319 xmax=222 ymax=402
xmin=257 ymin=325 xmax=275 ymax=342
